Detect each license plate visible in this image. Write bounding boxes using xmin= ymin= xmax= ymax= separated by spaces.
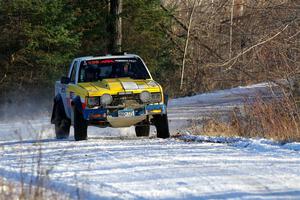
xmin=118 ymin=109 xmax=135 ymax=117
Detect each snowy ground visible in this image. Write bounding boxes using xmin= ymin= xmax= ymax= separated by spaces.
xmin=0 ymin=83 xmax=300 ymax=199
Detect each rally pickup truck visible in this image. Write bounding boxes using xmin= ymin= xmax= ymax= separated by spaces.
xmin=51 ymin=53 xmax=170 ymax=141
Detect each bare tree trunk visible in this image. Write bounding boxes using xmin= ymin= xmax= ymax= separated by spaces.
xmin=109 ymin=0 xmax=122 ymax=53
xmin=115 ymin=0 xmax=122 ymax=52
xmin=180 ymin=0 xmax=201 ymax=91
xmin=229 ymin=0 xmax=235 ymax=59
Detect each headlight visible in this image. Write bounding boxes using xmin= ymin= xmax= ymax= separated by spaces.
xmin=151 ymin=93 xmax=162 ymax=103
xmin=87 ymin=97 xmax=100 ymax=107
xmin=140 ymin=91 xmax=151 ymax=103
xmin=100 ymin=94 xmax=113 ymax=105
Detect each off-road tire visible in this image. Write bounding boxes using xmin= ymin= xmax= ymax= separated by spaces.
xmin=73 ymin=107 xmax=88 ymax=141
xmin=54 ymin=101 xmax=70 ymax=139
xmin=135 ymin=125 xmax=150 ymax=137
xmin=153 ymin=114 xmax=170 ymax=139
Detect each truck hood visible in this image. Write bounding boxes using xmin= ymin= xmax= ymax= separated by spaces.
xmin=77 ymin=78 xmax=161 ymax=96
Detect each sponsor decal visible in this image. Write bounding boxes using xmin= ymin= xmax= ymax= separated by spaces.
xmin=86 ymin=59 xmax=137 ymax=65
xmin=61 ymin=86 xmax=66 ymax=93
xmin=115 ymin=60 xmax=137 ymax=63
xmin=67 ymin=91 xmax=75 ymax=107
xmin=70 ymin=91 xmax=75 ymax=99
xmin=87 ymin=60 xmax=115 ymax=65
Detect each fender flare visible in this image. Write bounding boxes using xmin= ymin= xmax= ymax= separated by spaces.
xmin=71 ymin=96 xmax=83 ymax=113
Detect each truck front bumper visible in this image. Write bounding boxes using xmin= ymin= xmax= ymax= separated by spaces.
xmin=83 ymin=104 xmax=167 ymax=122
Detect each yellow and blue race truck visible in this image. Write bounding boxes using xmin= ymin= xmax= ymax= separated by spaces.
xmin=51 ymin=53 xmax=170 ymax=141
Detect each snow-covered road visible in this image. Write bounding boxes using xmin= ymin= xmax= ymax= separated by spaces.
xmin=0 ymin=83 xmax=300 ymax=199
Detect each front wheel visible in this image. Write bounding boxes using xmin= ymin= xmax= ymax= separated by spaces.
xmin=73 ymin=107 xmax=88 ymax=141
xmin=153 ymin=114 xmax=170 ymax=139
xmin=135 ymin=125 xmax=150 ymax=137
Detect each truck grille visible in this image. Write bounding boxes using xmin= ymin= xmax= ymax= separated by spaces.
xmin=111 ymin=94 xmax=142 ymax=107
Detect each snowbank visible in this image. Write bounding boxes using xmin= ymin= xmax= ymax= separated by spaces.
xmin=174 ymin=132 xmax=300 ymax=152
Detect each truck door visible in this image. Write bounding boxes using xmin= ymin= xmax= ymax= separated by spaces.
xmin=63 ymin=60 xmax=78 ymax=118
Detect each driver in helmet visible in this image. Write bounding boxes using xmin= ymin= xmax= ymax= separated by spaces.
xmin=85 ymin=66 xmax=97 ymax=82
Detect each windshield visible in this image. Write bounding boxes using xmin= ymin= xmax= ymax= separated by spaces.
xmin=78 ymin=58 xmax=151 ymax=82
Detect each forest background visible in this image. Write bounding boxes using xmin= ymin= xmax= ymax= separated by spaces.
xmin=0 ymin=0 xmax=299 ymax=117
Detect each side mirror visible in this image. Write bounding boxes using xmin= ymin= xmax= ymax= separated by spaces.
xmin=61 ymin=76 xmax=70 ymax=84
